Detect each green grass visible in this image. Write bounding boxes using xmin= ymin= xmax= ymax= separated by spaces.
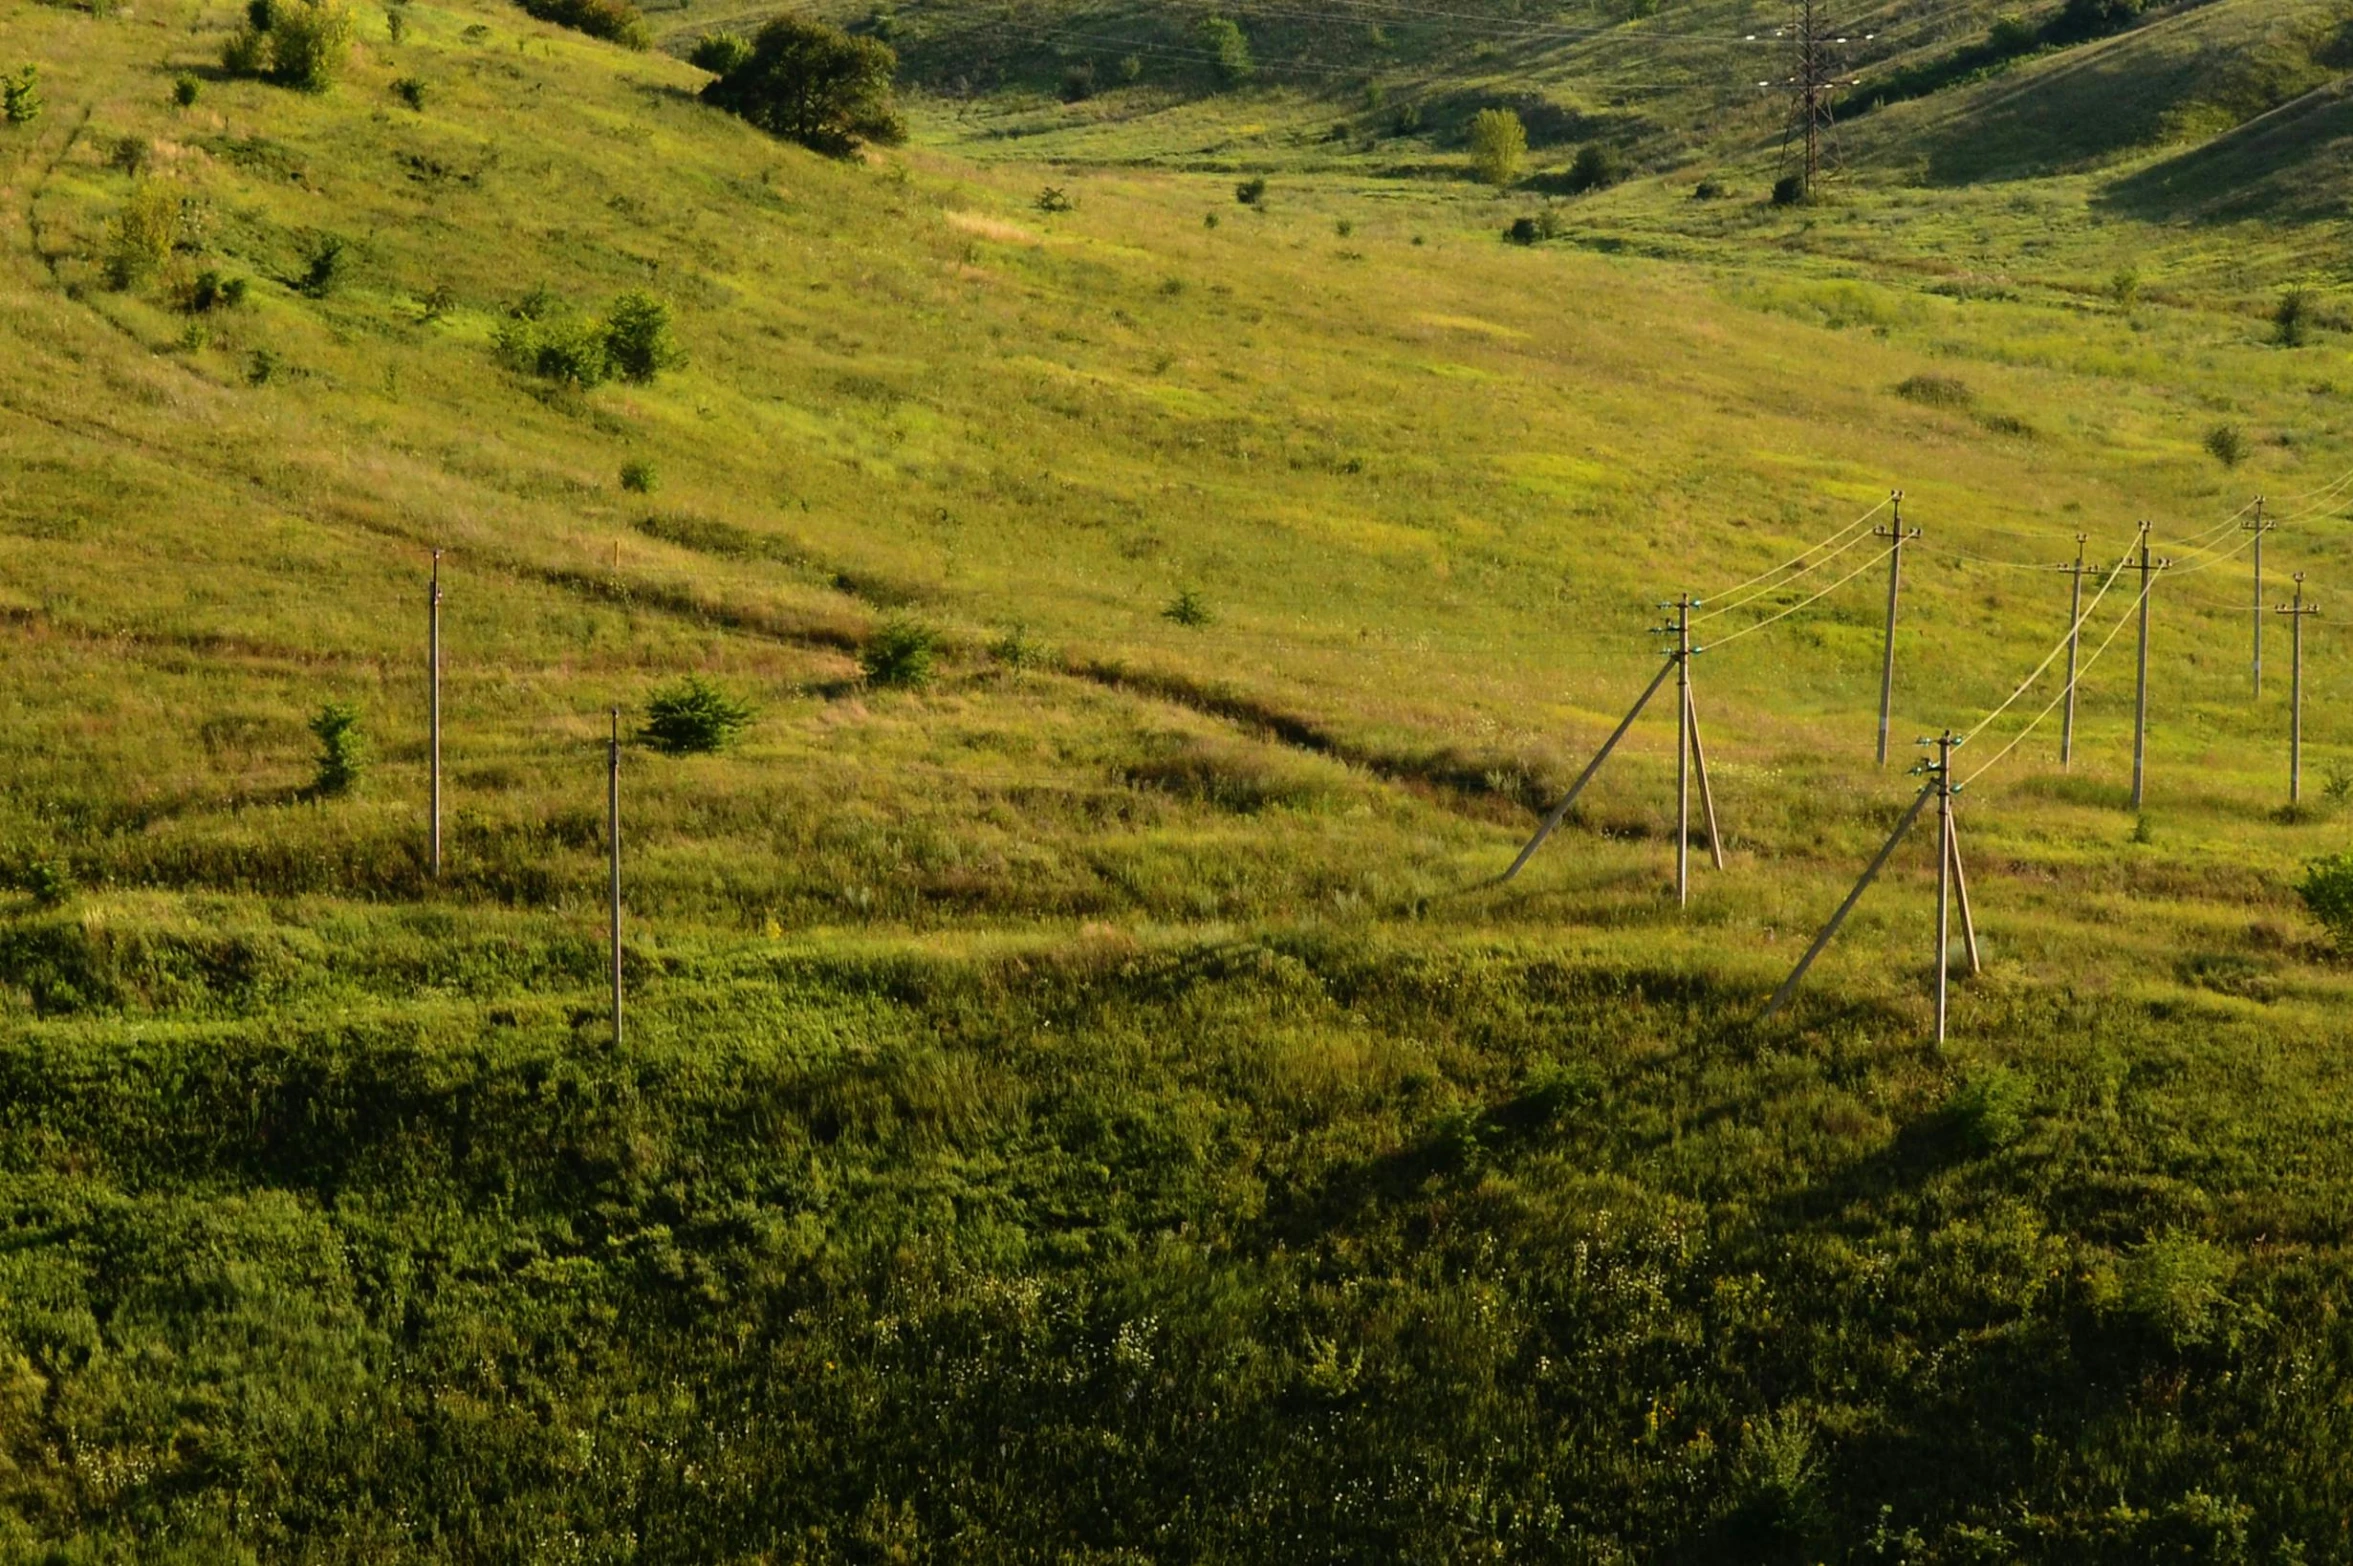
xmin=4 ymin=0 xmax=2353 ymax=1552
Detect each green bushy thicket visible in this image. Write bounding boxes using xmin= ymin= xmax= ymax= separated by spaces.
xmin=222 ymin=0 xmax=357 ymax=92
xmin=517 ymin=0 xmax=649 ymax=50
xmin=0 ymin=931 xmax=2346 ymax=1558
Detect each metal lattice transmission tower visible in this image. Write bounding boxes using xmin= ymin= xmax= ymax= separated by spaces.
xmin=1779 ymin=0 xmax=1850 ymax=195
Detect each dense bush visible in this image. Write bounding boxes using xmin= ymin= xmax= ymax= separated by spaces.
xmin=688 ymin=30 xmax=752 ymax=75
xmin=1469 ymin=107 xmax=1526 ymax=187
xmin=1162 ymin=587 xmax=1214 ymax=627
xmin=306 ymin=702 xmax=366 ymax=796
xmin=1235 ymin=175 xmax=1266 ymax=205
xmin=640 ymin=676 xmax=755 ymax=754
xmin=1772 ymin=173 xmax=1808 ymax=205
xmin=700 ymin=14 xmax=905 ymax=156
xmin=1567 ymin=142 xmax=1623 ymax=193
xmin=298 ymin=233 xmax=347 ymax=296
xmin=223 ymin=0 xmax=357 ymax=92
xmin=2298 ymin=852 xmax=2353 ymax=946
xmin=2275 ymin=287 xmax=2311 ymax=347
xmin=860 ymin=618 xmax=938 ymax=687
xmin=171 ymin=72 xmax=202 ymax=108
xmin=517 ymin=0 xmax=650 ymax=50
xmin=495 ymin=289 xmax=680 ymax=388
xmin=2205 ymin=423 xmax=2250 ymax=468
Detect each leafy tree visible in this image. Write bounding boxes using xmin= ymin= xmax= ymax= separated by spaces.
xmin=2276 ymin=287 xmax=2312 ymax=348
xmin=700 ymin=14 xmax=906 ymax=156
xmin=224 ymin=0 xmax=358 ymax=92
xmin=307 ymin=702 xmax=367 ymax=795
xmin=1468 ymin=107 xmax=1526 ymax=187
xmin=603 ymin=291 xmax=681 ymax=383
xmin=641 ymin=676 xmax=755 ymax=754
xmin=1199 ymin=15 xmax=1253 ymax=84
xmin=3 ymin=65 xmax=42 ymax=126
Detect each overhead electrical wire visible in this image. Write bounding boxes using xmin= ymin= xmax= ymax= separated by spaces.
xmin=1698 ymin=541 xmax=1900 ymax=652
xmin=1960 ymin=574 xmax=2154 ymax=789
xmin=1956 ymin=551 xmax=2132 ymax=746
xmin=1689 ymin=494 xmax=1892 ymax=624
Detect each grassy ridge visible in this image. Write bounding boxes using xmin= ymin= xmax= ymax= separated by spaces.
xmin=4 ymin=0 xmax=2353 ymax=1552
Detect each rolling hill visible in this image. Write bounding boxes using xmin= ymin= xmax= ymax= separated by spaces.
xmin=3 ymin=0 xmax=2353 ymax=1554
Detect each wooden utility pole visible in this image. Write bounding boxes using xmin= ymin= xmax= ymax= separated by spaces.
xmin=1503 ymin=657 xmax=1676 ymax=880
xmin=1763 ymin=782 xmax=1934 ymax=1018
xmin=1873 ymin=493 xmax=1920 ymax=767
xmin=1675 ymin=594 xmax=1693 ymax=905
xmin=2277 ymin=573 xmax=2318 ymax=805
xmin=429 ymin=550 xmax=443 ymax=879
xmin=2246 ymin=498 xmax=2272 ymax=697
xmin=1932 ymin=731 xmax=1954 ymax=1045
xmin=1505 ymin=599 xmax=1725 ymax=897
xmin=2129 ymin=523 xmax=2170 ymax=812
xmin=2059 ymin=533 xmax=2088 ymax=768
xmin=608 ymin=706 xmax=624 ymax=1049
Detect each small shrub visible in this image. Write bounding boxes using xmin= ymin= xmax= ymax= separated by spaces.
xmin=109 ymin=135 xmax=151 ymax=175
xmin=2322 ymin=762 xmax=2353 ymax=805
xmin=518 ymin=0 xmax=651 ymax=49
xmin=861 ymin=618 xmax=938 ymax=688
xmin=1692 ymin=176 xmax=1725 ymax=199
xmin=990 ymin=623 xmax=1048 ymax=670
xmin=307 ymin=701 xmax=367 ymax=795
xmin=2117 ymin=1233 xmax=2234 ymax=1352
xmin=498 ymin=310 xmax=609 ymax=385
xmin=1059 ymin=61 xmax=1096 ymax=102
xmin=172 ymin=73 xmax=202 ymax=108
xmin=1896 ymin=373 xmax=1974 ymax=408
xmin=392 ymin=75 xmax=426 ymax=109
xmin=619 ymin=459 xmax=657 ymax=493
xmin=1203 ymin=211 xmax=1219 ymax=229
xmin=1391 ymin=100 xmax=1422 ymax=135
xmin=2130 ymin=813 xmax=2154 ymax=845
xmin=641 ymin=676 xmax=755 ymax=755
xmin=1035 ymin=185 xmax=1075 ymax=213
xmin=187 ymin=269 xmax=249 ymax=312
xmin=1567 ymin=142 xmax=1622 ymax=192
xmin=3 ymin=66 xmax=42 ymax=127
xmin=1199 ymin=15 xmax=1253 ymax=84
xmin=602 ymin=290 xmax=680 ymax=383
xmin=1235 ymin=176 xmax=1266 ymax=205
xmin=1334 ymin=218 xmax=1353 ymax=238
xmin=1771 ymin=173 xmax=1807 ymax=205
xmin=2275 ymin=287 xmax=2311 ymax=348
xmin=1162 ymin=587 xmax=1213 ymax=627
xmin=385 ymin=5 xmax=406 ymax=40
xmin=247 ymin=346 xmax=281 ymax=384
xmin=1468 ymin=106 xmax=1526 ymax=187
xmin=24 ymin=859 xmax=75 ymax=908
xmin=689 ymin=32 xmax=752 ymax=75
xmin=298 ymin=233 xmax=347 ymax=296
xmin=1945 ymin=1066 xmax=2029 ymax=1153
xmin=1504 ymin=216 xmax=1539 ymax=246
xmin=419 ymin=280 xmax=455 ymax=320
xmin=2110 ymin=267 xmax=2141 ymax=307
xmin=1117 ymin=53 xmax=1142 ymax=82
xmin=2204 ymin=423 xmax=2249 ymax=468
xmin=2298 ymin=852 xmax=2353 ymax=945
xmin=103 ymin=183 xmax=184 ymax=289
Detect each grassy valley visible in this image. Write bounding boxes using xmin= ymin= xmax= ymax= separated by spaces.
xmin=2 ymin=0 xmax=2353 ymax=1555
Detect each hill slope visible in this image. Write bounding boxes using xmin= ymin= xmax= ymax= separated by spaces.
xmin=5 ymin=0 xmax=2353 ymax=1555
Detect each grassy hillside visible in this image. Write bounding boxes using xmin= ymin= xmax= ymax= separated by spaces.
xmin=5 ymin=0 xmax=2353 ymax=1555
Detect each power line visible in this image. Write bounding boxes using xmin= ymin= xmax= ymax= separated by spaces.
xmin=1690 ymin=493 xmax=1892 ymax=623
xmin=1698 ymin=540 xmax=1897 ymax=651
xmin=1960 ymin=570 xmax=2153 ymax=789
xmin=1956 ymin=550 xmax=2131 ymax=746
